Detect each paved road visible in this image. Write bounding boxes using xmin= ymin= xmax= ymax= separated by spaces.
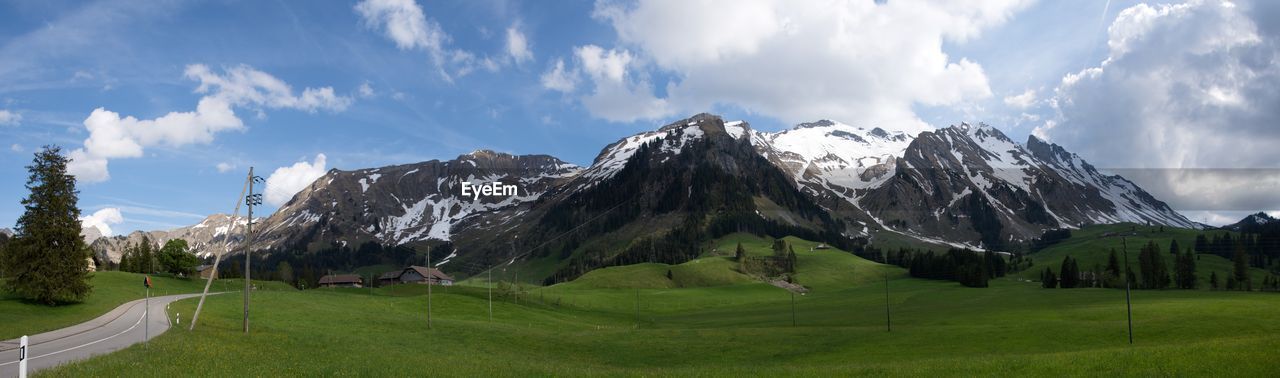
xmin=0 ymin=292 xmax=220 ymax=376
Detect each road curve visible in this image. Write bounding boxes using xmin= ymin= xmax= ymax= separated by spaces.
xmin=0 ymin=292 xmax=220 ymax=376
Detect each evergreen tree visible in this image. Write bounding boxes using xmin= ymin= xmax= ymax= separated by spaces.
xmin=734 ymin=242 xmax=745 ymax=260
xmin=1226 ymin=275 xmax=1237 ymax=290
xmin=1137 ymin=241 xmax=1170 ymax=289
xmin=1103 ymin=249 xmax=1122 ymax=288
xmin=137 ymin=237 xmax=155 ymax=274
xmin=1041 ymin=267 xmax=1058 ymax=288
xmin=0 ymin=146 xmax=93 ymax=304
xmin=1232 ymin=243 xmax=1250 ymax=290
xmin=1059 ymin=256 xmax=1075 ymax=288
xmin=1194 ymin=234 xmax=1208 ymax=253
xmin=1210 ymin=271 xmax=1219 ymax=290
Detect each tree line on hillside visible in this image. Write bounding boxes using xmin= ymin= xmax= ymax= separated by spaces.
xmin=882 ymin=248 xmax=1007 ymax=288
xmin=113 ymin=237 xmax=201 ymax=276
xmin=1194 ymin=231 xmax=1279 ymax=272
xmin=1039 ymin=238 xmax=1280 ymax=292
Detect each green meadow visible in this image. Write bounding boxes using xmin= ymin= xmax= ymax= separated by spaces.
xmin=34 ymin=231 xmax=1280 ymax=376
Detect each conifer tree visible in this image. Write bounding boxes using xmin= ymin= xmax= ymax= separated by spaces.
xmin=1041 ymin=267 xmax=1057 ymax=288
xmin=0 ymin=146 xmax=93 ymax=304
xmin=1210 ymin=271 xmax=1219 ymax=290
xmin=734 ymin=242 xmax=745 ymax=260
xmin=1232 ymin=243 xmax=1250 ymax=290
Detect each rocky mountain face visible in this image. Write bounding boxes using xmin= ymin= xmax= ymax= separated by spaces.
xmin=853 ymin=123 xmax=1195 ymax=249
xmin=119 ymin=113 xmax=1197 ymax=281
xmin=88 ymin=214 xmax=252 ymax=265
xmin=249 ymin=150 xmax=581 ymax=265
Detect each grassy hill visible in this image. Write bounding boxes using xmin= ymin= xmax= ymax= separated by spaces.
xmin=1013 ymin=223 xmax=1271 ymax=286
xmin=23 ymin=233 xmax=1280 ymax=375
xmin=42 ymin=272 xmax=1280 ymax=376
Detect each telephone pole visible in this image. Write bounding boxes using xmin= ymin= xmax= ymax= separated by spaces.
xmin=1123 ymin=237 xmax=1133 ymax=344
xmin=244 ymin=168 xmax=263 ymax=335
xmin=884 ymin=272 xmax=892 ymax=333
xmin=427 ymin=246 xmax=432 ymax=330
xmin=487 ymin=267 xmax=493 ymax=322
xmin=190 ymin=172 xmax=252 ymax=331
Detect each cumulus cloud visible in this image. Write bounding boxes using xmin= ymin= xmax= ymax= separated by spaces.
xmin=1041 ymin=0 xmax=1280 ymax=218
xmin=264 ymin=153 xmax=328 ymax=206
xmin=506 ymin=26 xmax=533 ymax=64
xmin=0 ymin=109 xmax=19 ymax=126
xmin=1003 ymin=89 xmax=1038 ymax=109
xmin=216 ymin=162 xmax=236 ymax=173
xmin=551 ymin=0 xmax=1029 ymax=130
xmin=540 ymin=59 xmax=579 ymax=92
xmin=66 ymin=64 xmax=352 ymax=183
xmin=79 ymin=207 xmax=123 ymax=237
xmin=574 ymin=44 xmax=671 ymax=122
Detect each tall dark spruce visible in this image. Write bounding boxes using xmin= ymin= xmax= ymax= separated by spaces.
xmin=0 ymin=146 xmax=93 ymax=304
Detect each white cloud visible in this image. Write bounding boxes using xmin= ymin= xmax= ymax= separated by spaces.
xmin=184 ymin=64 xmax=352 ymax=113
xmin=355 ymin=0 xmax=498 ymax=82
xmin=265 ymin=153 xmax=328 ymax=206
xmin=540 ymin=59 xmax=579 ymax=92
xmin=354 ymin=0 xmax=446 ymax=52
xmin=573 ymin=44 xmax=672 ymax=122
xmin=558 ymin=0 xmax=1030 ymax=129
xmin=0 ymin=109 xmax=20 ymax=125
xmin=79 ymin=207 xmax=123 ymax=237
xmin=9 ymin=144 xmax=20 ymax=152
xmin=358 ymin=82 xmax=375 ymax=98
xmin=216 ymin=162 xmax=236 ymax=173
xmin=1044 ymin=0 xmax=1280 ymax=215
xmin=67 ymin=64 xmax=351 ymax=183
xmin=1003 ymin=89 xmax=1038 ymax=109
xmin=506 ymin=26 xmax=533 ymax=64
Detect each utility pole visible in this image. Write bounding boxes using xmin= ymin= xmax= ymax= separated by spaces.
xmin=244 ymin=168 xmax=263 ymax=335
xmin=427 ymin=246 xmax=432 ymax=330
xmin=1123 ymin=237 xmax=1133 ymax=344
xmin=884 ymin=272 xmax=891 ymax=332
xmin=791 ymin=290 xmax=796 ymax=327
xmin=488 ymin=267 xmax=493 ymax=322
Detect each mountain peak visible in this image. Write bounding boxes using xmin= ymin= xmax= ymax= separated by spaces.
xmin=795 ymin=120 xmax=837 ymax=129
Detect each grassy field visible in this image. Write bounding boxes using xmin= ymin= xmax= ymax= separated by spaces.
xmin=0 ymin=271 xmax=294 ymax=341
xmin=36 ymin=232 xmax=1280 ymax=376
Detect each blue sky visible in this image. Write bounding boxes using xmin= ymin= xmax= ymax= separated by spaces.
xmin=1 ymin=0 xmax=1277 ymax=235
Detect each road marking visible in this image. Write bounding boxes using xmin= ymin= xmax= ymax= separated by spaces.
xmin=0 ymin=301 xmax=148 ymax=367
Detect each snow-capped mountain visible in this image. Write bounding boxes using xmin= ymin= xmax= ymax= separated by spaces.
xmin=854 ymin=123 xmax=1196 ymax=249
xmin=250 ymin=150 xmax=580 ymax=259
xmin=1223 ymin=212 xmax=1278 ymax=232
xmin=128 ymin=113 xmax=1197 ymax=279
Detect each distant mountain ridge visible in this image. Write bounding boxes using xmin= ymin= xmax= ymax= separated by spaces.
xmin=89 ymin=113 xmax=1199 ymax=281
